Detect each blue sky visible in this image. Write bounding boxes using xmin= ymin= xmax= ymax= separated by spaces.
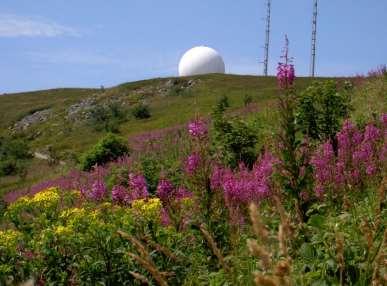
xmin=0 ymin=0 xmax=386 ymax=93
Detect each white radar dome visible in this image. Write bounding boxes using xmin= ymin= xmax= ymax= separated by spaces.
xmin=178 ymin=46 xmax=225 ymax=77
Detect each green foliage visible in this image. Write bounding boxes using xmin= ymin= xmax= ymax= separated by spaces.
xmin=88 ymin=102 xmax=128 ymax=133
xmin=212 ymin=103 xmax=258 ymax=168
xmin=291 ymin=189 xmax=386 ymax=285
xmin=140 ymin=157 xmax=161 ymax=195
xmin=296 ymin=80 xmax=350 ymax=142
xmin=217 ymin=94 xmax=230 ymax=110
xmin=132 ymin=103 xmax=151 ymax=119
xmin=80 ymin=134 xmax=129 ymax=171
xmin=243 ymin=94 xmax=253 ymax=106
xmin=0 ymin=136 xmax=31 ymax=177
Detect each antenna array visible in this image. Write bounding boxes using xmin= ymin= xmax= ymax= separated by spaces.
xmin=310 ymin=0 xmax=318 ymax=77
xmin=263 ymin=0 xmax=271 ymax=76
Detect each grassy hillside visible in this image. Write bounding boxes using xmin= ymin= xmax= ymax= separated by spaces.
xmin=0 ymin=74 xmax=371 ymax=196
xmin=0 ymin=74 xmax=322 ymax=154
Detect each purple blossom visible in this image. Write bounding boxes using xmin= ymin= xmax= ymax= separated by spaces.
xmin=156 ymin=179 xmax=175 ymax=203
xmin=380 ymin=113 xmax=387 ymax=127
xmin=188 ymin=119 xmax=208 ymax=139
xmin=277 ymin=36 xmax=295 ymax=89
xmin=175 ymin=187 xmax=193 ymax=200
xmin=111 ymin=185 xmax=129 ymax=204
xmin=128 ymin=173 xmax=149 ymax=201
xmin=210 ymin=165 xmax=225 ymax=190
xmin=311 ymin=119 xmax=385 ymax=196
xmin=364 ymin=124 xmax=381 ymax=142
xmin=277 ymin=63 xmax=295 ymax=89
xmin=212 ymin=152 xmax=277 ymax=209
xmin=160 ymin=208 xmax=171 ymax=226
xmin=89 ymin=179 xmax=107 ymax=201
xmin=185 ymin=153 xmax=201 ymax=175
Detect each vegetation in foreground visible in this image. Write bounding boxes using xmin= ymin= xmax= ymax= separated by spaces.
xmin=0 ymin=49 xmax=386 ymax=285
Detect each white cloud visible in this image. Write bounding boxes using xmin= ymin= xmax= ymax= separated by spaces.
xmin=0 ymin=14 xmax=80 ymax=37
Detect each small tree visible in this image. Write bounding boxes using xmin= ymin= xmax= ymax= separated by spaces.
xmin=296 ymin=80 xmax=350 ymax=149
xmin=212 ymin=101 xmax=258 ymax=168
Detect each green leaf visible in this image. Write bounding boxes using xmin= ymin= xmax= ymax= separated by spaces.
xmin=308 ymin=214 xmax=325 ymax=228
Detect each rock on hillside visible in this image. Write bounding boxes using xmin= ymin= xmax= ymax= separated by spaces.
xmin=13 ymin=109 xmax=52 ymax=131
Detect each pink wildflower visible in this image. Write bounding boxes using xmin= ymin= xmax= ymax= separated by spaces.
xmin=128 ymin=173 xmax=148 ymax=201
xmin=188 ymin=119 xmax=208 ymax=138
xmin=90 ymin=179 xmax=107 ymax=201
xmin=111 ymin=185 xmax=129 ymax=204
xmin=185 ymin=153 xmax=201 ymax=175
xmin=156 ymin=179 xmax=175 ymax=203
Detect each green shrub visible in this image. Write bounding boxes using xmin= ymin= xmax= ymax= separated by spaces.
xmin=88 ymin=102 xmax=128 ymax=133
xmin=80 ymin=134 xmax=129 ymax=171
xmin=212 ymin=103 xmax=258 ymax=168
xmin=217 ymin=94 xmax=230 ymax=110
xmin=140 ymin=157 xmax=161 ymax=195
xmin=0 ymin=136 xmax=31 ymax=177
xmin=296 ymin=80 xmax=350 ymax=142
xmin=132 ymin=103 xmax=151 ymax=119
xmin=243 ymin=94 xmax=253 ymax=106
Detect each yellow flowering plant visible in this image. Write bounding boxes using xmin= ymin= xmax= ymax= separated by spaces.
xmin=5 ymin=187 xmax=61 ymax=232
xmin=0 ymin=229 xmax=33 ymax=283
xmin=131 ymin=198 xmax=162 ymax=222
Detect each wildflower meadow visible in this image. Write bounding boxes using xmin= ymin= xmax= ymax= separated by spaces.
xmin=0 ymin=42 xmax=386 ymax=286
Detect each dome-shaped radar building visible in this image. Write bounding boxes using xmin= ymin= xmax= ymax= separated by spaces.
xmin=178 ymin=46 xmax=225 ymax=77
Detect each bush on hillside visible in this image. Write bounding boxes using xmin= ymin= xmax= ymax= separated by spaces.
xmin=212 ymin=103 xmax=258 ymax=168
xmin=132 ymin=103 xmax=151 ymax=119
xmin=80 ymin=134 xmax=129 ymax=171
xmin=296 ymin=80 xmax=350 ymax=143
xmin=243 ymin=94 xmax=253 ymax=106
xmin=0 ymin=136 xmax=31 ymax=177
xmin=88 ymin=102 xmax=128 ymax=133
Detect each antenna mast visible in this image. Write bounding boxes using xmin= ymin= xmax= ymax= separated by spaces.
xmin=263 ymin=0 xmax=271 ymax=76
xmin=310 ymin=0 xmax=318 ymax=77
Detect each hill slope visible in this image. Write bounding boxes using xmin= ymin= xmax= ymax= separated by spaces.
xmin=0 ymin=74 xmax=340 ymax=194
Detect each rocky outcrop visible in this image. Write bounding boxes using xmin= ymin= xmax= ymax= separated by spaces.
xmin=66 ymin=97 xmax=97 ymax=120
xmin=13 ymin=109 xmax=52 ymax=131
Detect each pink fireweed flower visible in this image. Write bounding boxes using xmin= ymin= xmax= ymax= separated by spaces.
xmin=185 ymin=153 xmax=201 ymax=175
xmin=128 ymin=173 xmax=148 ymax=201
xmin=111 ymin=185 xmax=129 ymax=204
xmin=156 ymin=179 xmax=175 ymax=203
xmin=90 ymin=179 xmax=107 ymax=201
xmin=175 ymin=187 xmax=193 ymax=200
xmin=188 ymin=119 xmax=208 ymax=139
xmin=311 ymin=119 xmax=385 ymax=197
xmin=215 ymin=152 xmax=277 ymax=208
xmin=363 ymin=124 xmax=381 ymax=143
xmin=277 ymin=63 xmax=295 ymax=89
xmin=277 ymin=35 xmax=295 ymax=89
xmin=160 ymin=208 xmax=171 ymax=226
xmin=210 ymin=165 xmax=226 ymax=190
xmin=380 ymin=113 xmax=387 ymax=127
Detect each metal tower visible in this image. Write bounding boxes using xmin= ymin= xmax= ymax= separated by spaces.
xmin=310 ymin=0 xmax=318 ymax=77
xmin=263 ymin=0 xmax=271 ymax=76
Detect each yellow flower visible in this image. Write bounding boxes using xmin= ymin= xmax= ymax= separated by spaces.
xmin=181 ymin=197 xmax=194 ymax=208
xmin=7 ymin=197 xmax=31 ymax=211
xmin=0 ymin=229 xmax=23 ymax=249
xmin=31 ymin=187 xmax=60 ymax=209
xmin=132 ymin=198 xmax=162 ymax=220
xmin=59 ymin=207 xmax=87 ymax=226
xmin=54 ymin=225 xmax=73 ymax=237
